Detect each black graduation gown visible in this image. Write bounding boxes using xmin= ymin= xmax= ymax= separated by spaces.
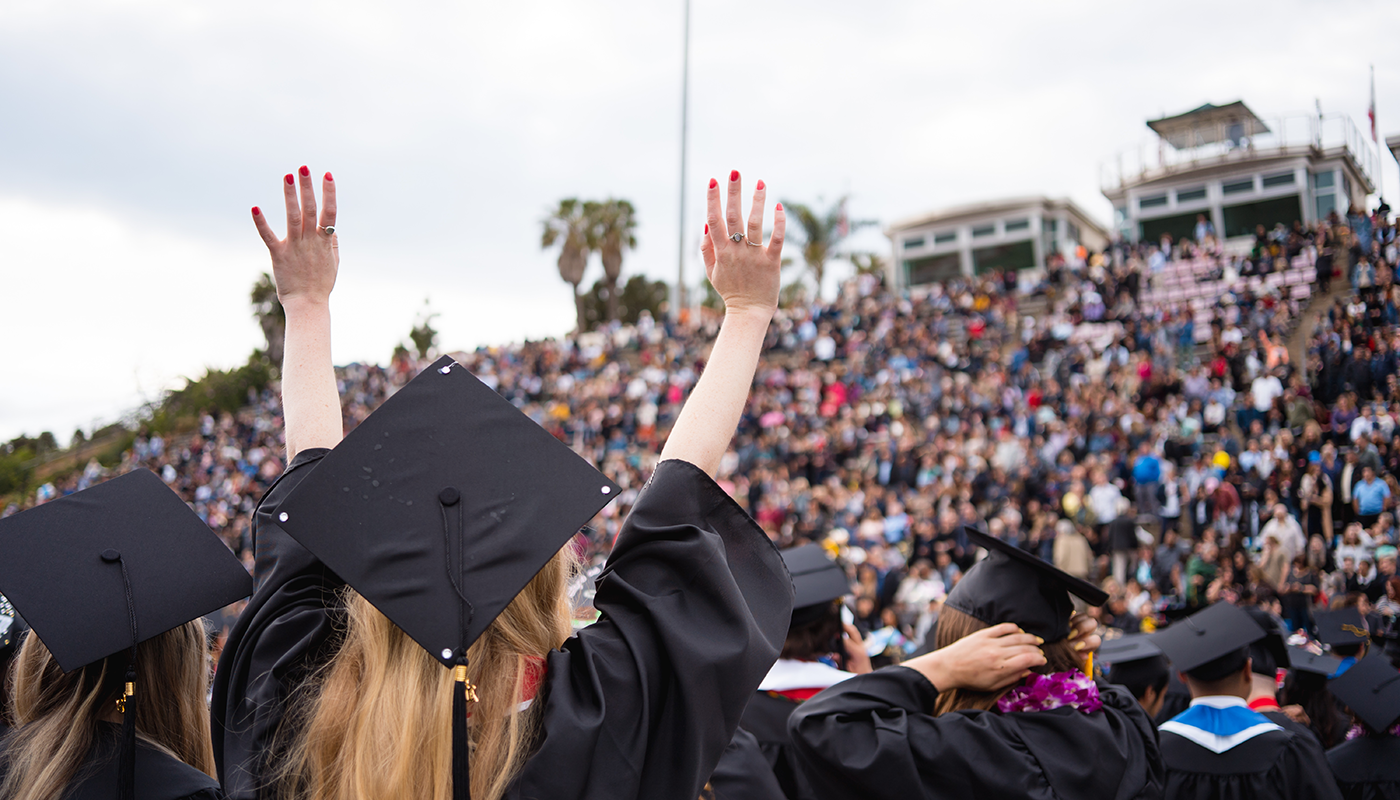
xmin=212 ymin=451 xmax=792 ymax=800
xmin=787 ymin=666 xmax=1164 ymax=800
xmin=730 ymin=690 xmax=817 ymax=800
xmin=709 ymin=728 xmax=787 ymax=800
xmin=1158 ymin=704 xmax=1341 ymax=800
xmin=0 ymin=722 xmax=223 ymax=800
xmin=1327 ymin=736 xmax=1400 ymax=800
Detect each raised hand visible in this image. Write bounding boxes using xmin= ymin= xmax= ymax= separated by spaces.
xmin=699 ymin=170 xmax=783 ymax=318
xmin=252 ymin=167 xmax=339 ymax=308
xmin=904 ymin=623 xmax=1047 ymax=692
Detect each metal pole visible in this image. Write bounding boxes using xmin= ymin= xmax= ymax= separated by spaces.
xmin=675 ymin=0 xmax=691 ymax=320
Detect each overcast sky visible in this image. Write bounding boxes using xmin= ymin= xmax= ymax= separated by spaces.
xmin=3 ymin=0 xmax=1399 ymax=444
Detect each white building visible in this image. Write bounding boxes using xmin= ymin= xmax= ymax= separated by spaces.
xmin=1102 ymin=101 xmax=1378 ymax=243
xmin=886 ymin=196 xmax=1108 ymax=290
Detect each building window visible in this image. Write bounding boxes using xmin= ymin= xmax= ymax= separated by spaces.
xmin=905 ymin=252 xmax=963 ymax=285
xmin=971 ymin=224 xmax=995 ymax=238
xmin=1261 ymin=171 xmax=1295 ymax=188
xmin=1111 ymin=207 xmax=1126 ymax=224
xmin=903 ymin=236 xmax=925 ymax=250
xmin=1067 ymin=222 xmax=1081 ymax=244
xmin=1222 ymin=178 xmax=1255 ymax=195
xmin=1004 ymin=218 xmax=1030 ymax=232
xmin=1176 ymin=186 xmax=1207 ymax=203
xmin=1316 ymin=193 xmax=1338 ymax=220
xmin=1313 ymin=171 xmax=1335 ymax=189
xmin=1047 ymin=218 xmax=1061 ymax=232
xmin=1139 ymin=194 xmax=1168 ymax=209
xmin=972 ymin=240 xmax=1036 ymax=273
xmin=933 ymin=231 xmax=956 ymax=245
xmin=1222 ymin=195 xmax=1302 ymax=238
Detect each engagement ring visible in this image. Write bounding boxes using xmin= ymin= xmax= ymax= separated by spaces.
xmin=730 ymin=232 xmax=744 ymax=243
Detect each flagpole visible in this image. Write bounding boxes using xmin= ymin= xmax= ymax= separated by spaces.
xmin=674 ymin=0 xmax=691 ymax=321
xmin=1373 ymin=64 xmax=1386 ymax=207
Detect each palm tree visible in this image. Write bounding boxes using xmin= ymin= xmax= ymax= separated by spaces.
xmin=541 ymin=199 xmax=595 ymax=333
xmin=249 ymin=272 xmax=285 ymax=366
xmin=587 ymin=199 xmax=638 ymax=323
xmin=779 ymin=197 xmax=875 ymax=293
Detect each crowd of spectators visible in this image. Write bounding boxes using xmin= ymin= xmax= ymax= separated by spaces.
xmin=6 ymin=205 xmax=1400 ymax=667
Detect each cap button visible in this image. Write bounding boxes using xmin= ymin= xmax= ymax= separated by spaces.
xmin=100 ymin=549 xmax=121 ymax=562
xmin=439 ymin=488 xmax=461 ymax=506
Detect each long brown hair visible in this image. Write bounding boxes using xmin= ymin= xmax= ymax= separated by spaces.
xmin=1 ymin=620 xmax=215 ymax=800
xmin=931 ymin=606 xmax=1081 ymax=715
xmin=277 ymin=546 xmax=576 ymax=800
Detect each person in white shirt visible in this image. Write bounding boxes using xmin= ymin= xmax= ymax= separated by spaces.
xmin=1088 ymin=471 xmax=1125 ymax=527
xmin=1258 ymin=504 xmax=1305 ymax=564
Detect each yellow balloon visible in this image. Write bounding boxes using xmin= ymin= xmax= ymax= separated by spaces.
xmin=1213 ymin=451 xmax=1231 ymax=469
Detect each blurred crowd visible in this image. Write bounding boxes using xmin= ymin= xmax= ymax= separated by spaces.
xmin=7 ymin=205 xmax=1400 ymax=666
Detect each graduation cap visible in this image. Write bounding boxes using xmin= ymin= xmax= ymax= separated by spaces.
xmin=782 ymin=544 xmax=849 ymax=626
xmin=945 ymin=526 xmax=1108 ymax=642
xmin=1151 ymin=601 xmax=1264 ymax=680
xmin=1098 ymin=634 xmax=1171 ymax=699
xmin=0 ymin=469 xmax=253 ymax=800
xmin=1098 ymin=633 xmax=1163 ymax=665
xmin=270 ymin=356 xmax=617 ymax=800
xmin=1241 ymin=605 xmax=1289 ymax=676
xmin=1328 ymin=653 xmax=1400 ymax=733
xmin=1314 ymin=608 xmax=1370 ymax=649
xmin=1287 ymin=645 xmax=1345 ymax=678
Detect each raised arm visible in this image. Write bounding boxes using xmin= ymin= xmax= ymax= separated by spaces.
xmin=659 ymin=171 xmax=783 ymax=476
xmin=251 ymin=167 xmax=342 ymax=458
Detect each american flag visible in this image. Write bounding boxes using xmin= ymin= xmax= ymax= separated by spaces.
xmin=1369 ymin=65 xmax=1378 ymax=143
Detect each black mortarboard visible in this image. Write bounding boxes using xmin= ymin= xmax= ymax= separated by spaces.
xmin=945 ymin=526 xmax=1108 ymax=641
xmin=1098 ymin=633 xmax=1163 ymax=665
xmin=1328 ymin=653 xmax=1400 ymax=732
xmin=0 ymin=469 xmax=252 ymax=800
xmin=1314 ymin=608 xmax=1370 ymax=649
xmin=271 ymin=357 xmax=617 ymax=800
xmin=1242 ymin=605 xmax=1289 ymax=676
xmin=1151 ymin=601 xmax=1264 ymax=677
xmin=1287 ymin=645 xmax=1345 ymax=677
xmin=782 ymin=544 xmax=849 ymax=624
xmin=0 ymin=469 xmax=253 ymax=672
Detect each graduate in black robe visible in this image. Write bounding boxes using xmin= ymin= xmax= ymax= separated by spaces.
xmin=0 ymin=470 xmax=252 ymax=800
xmin=213 ymin=168 xmax=793 ymax=800
xmin=788 ymin=527 xmax=1164 ymax=800
xmin=708 ymin=728 xmax=788 ymax=800
xmin=1152 ymin=602 xmax=1342 ymax=800
xmin=1325 ymin=653 xmax=1400 ymax=800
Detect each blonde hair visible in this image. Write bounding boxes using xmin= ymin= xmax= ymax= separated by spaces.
xmin=1 ymin=621 xmax=215 ymax=800
xmin=277 ymin=545 xmax=576 ymax=800
xmin=931 ymin=606 xmax=1081 ymax=715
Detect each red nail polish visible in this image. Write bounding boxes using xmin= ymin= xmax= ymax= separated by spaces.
xmin=299 ymin=165 xmax=310 ymax=177
xmin=709 ymin=178 xmax=717 ymax=189
xmin=729 ymin=170 xmax=739 ymax=182
xmin=251 ymin=206 xmax=261 ymax=216
xmin=704 ymin=224 xmax=709 ymax=234
xmin=325 ymin=172 xmax=333 ymax=182
xmin=756 ymin=179 xmax=765 ymax=191
xmin=285 ymin=174 xmax=294 ymax=185
xmin=776 ymin=203 xmax=783 ymax=211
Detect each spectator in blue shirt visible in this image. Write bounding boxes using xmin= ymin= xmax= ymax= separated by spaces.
xmin=1132 ymin=442 xmax=1162 ymax=516
xmin=1352 ymin=465 xmax=1391 ymax=528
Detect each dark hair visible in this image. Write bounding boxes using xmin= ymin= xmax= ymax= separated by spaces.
xmin=781 ymin=600 xmax=843 ymax=661
xmin=1106 ymin=656 xmax=1170 ymax=701
xmin=1280 ymin=669 xmax=1347 ymax=748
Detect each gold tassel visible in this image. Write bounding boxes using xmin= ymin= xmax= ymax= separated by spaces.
xmin=454 ymin=665 xmax=479 ymax=703
xmin=116 ymin=682 xmax=134 ymax=713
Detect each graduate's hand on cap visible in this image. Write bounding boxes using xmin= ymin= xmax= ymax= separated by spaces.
xmin=906 ymin=623 xmax=1046 ymax=693
xmin=1066 ymin=612 xmax=1101 ymax=654
xmin=842 ymin=623 xmax=873 ymax=675
xmin=700 ymin=171 xmax=782 ymax=320
xmin=252 ymin=167 xmax=339 ymax=308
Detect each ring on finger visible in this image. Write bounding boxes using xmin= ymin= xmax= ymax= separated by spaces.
xmin=319 ymin=225 xmax=336 ymax=235
xmin=745 ymin=238 xmax=763 ymax=246
xmin=730 ymin=232 xmax=744 ymax=243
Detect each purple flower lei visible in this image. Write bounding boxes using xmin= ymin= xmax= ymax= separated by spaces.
xmin=1345 ymin=722 xmax=1400 ymax=740
xmin=996 ymin=671 xmax=1103 ymax=716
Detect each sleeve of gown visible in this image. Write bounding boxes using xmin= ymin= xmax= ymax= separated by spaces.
xmin=787 ymin=666 xmax=1043 ymax=800
xmin=708 ymin=729 xmax=788 ymax=800
xmin=211 ymin=448 xmax=344 ymax=800
xmin=511 ymin=458 xmax=794 ymax=800
xmin=1272 ymin=732 xmax=1344 ymax=800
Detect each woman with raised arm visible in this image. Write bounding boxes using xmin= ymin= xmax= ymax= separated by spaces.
xmin=211 ymin=167 xmax=795 ymax=800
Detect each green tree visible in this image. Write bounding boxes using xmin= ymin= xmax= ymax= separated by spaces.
xmin=409 ymin=302 xmax=439 ymax=360
xmin=582 ymin=275 xmax=669 ymax=329
xmin=586 ymin=199 xmax=638 ymax=322
xmin=541 ymin=199 xmax=595 ymax=333
xmin=250 ymin=272 xmax=286 ymax=367
xmin=779 ymin=197 xmax=876 ymax=292
xmin=849 ymin=252 xmax=887 ymax=277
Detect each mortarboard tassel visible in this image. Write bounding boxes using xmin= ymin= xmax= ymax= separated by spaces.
xmin=452 ymin=656 xmax=474 ymax=800
xmin=102 ymin=548 xmax=139 ymax=800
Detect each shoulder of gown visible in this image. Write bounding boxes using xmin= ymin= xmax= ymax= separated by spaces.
xmin=1160 ymin=719 xmax=1342 ymax=800
xmin=1328 ymin=735 xmax=1400 ymax=797
xmin=54 ymin=725 xmax=224 ymax=800
xmin=211 ymin=447 xmax=341 ymax=800
xmin=508 ymin=458 xmax=794 ymax=800
xmin=708 ymin=728 xmax=788 ymax=800
xmin=788 ymin=666 xmax=1163 ymax=800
